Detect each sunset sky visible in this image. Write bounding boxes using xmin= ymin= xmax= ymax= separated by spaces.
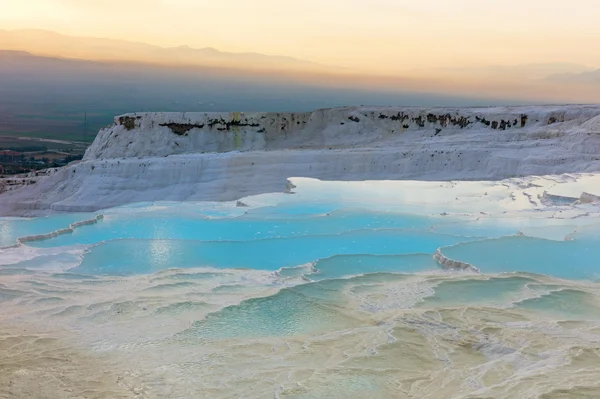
xmin=2 ymin=0 xmax=600 ymax=73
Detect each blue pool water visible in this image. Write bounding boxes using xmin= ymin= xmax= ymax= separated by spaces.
xmin=440 ymin=236 xmax=600 ymax=280
xmin=2 ymin=194 xmax=600 ymax=398
xmin=0 ymin=213 xmax=95 ymax=247
xmin=25 ymin=210 xmax=442 ymax=247
xmin=72 ymin=230 xmax=471 ymax=275
xmin=1 ymin=200 xmax=599 ymax=281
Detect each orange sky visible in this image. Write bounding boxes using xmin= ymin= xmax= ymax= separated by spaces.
xmin=1 ymin=0 xmax=600 ymax=74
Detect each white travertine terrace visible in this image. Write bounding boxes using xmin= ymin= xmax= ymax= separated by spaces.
xmin=1 ymin=105 xmax=600 ymax=215
xmin=0 ymin=214 xmax=104 ymax=250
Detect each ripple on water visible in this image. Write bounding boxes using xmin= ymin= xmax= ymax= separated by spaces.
xmin=515 ymin=289 xmax=600 ymax=320
xmin=154 ymin=301 xmax=213 ymax=315
xmin=181 ymin=280 xmax=365 ymax=339
xmin=417 ymin=276 xmax=537 ymax=308
xmin=0 ymin=287 xmax=26 ymax=302
xmin=309 ymin=253 xmax=438 ymax=281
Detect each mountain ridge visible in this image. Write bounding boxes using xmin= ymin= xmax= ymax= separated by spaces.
xmin=0 ymin=28 xmax=331 ymax=72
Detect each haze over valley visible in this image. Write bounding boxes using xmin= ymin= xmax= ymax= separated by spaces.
xmin=1 ymin=28 xmax=599 ymax=148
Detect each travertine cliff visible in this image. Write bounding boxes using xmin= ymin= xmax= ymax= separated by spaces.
xmin=85 ymin=105 xmax=600 ymax=159
xmin=2 ymin=105 xmax=600 ymax=215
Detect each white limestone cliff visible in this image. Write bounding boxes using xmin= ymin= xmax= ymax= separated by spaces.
xmin=2 ymin=105 xmax=600 ymax=215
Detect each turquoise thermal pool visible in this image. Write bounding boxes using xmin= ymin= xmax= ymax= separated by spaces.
xmin=1 ymin=177 xmax=600 ymax=398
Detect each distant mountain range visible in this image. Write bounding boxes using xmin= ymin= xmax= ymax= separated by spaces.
xmin=6 ymin=29 xmax=598 ymax=85
xmin=0 ymin=29 xmax=337 ymax=73
xmin=545 ymin=69 xmax=600 ymax=85
xmin=415 ymin=63 xmax=595 ymax=81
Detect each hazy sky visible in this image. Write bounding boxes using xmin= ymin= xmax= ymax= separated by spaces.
xmin=2 ymin=0 xmax=600 ymax=73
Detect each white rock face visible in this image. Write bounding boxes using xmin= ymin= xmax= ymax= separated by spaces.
xmin=2 ymin=105 xmax=600 ymax=215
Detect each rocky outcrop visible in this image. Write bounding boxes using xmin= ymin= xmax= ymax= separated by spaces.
xmin=2 ymin=105 xmax=600 ymax=215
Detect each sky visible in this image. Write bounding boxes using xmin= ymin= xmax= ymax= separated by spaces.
xmin=2 ymin=0 xmax=600 ymax=74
